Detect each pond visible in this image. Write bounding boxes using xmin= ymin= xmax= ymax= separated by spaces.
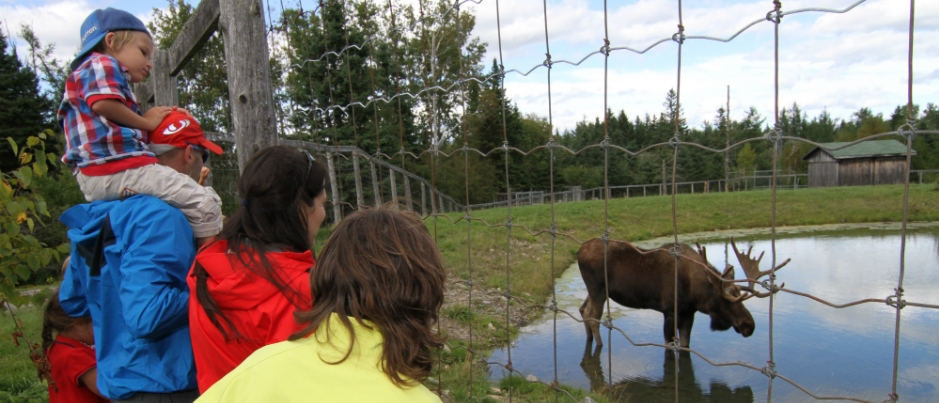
xmin=490 ymin=224 xmax=939 ymax=403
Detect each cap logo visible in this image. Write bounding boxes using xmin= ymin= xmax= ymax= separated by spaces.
xmin=82 ymin=25 xmax=98 ymax=44
xmin=162 ymin=119 xmax=191 ymax=136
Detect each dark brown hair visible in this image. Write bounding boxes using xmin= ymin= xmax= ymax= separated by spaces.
xmin=41 ymin=289 xmax=88 ymax=353
xmin=290 ymin=207 xmax=446 ymax=387
xmin=194 ymin=145 xmax=327 ymax=340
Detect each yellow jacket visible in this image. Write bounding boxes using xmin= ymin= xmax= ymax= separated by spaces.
xmin=196 ymin=313 xmax=442 ymax=403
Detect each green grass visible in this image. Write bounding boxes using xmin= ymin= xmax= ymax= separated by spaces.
xmin=0 ymin=305 xmax=48 ymax=402
xmin=426 ymin=185 xmax=939 ymax=304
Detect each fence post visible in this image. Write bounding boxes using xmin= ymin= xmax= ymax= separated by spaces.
xmin=369 ymin=159 xmax=381 ymax=208
xmin=151 ymin=50 xmax=179 ymax=107
xmin=327 ymin=153 xmax=341 ymax=224
xmin=219 ymin=0 xmax=278 ymax=172
xmin=404 ymin=175 xmax=412 ymax=212
xmin=351 ymin=151 xmax=365 ymax=210
xmin=389 ymin=169 xmax=398 ymax=207
xmin=420 ymin=182 xmax=426 ymax=216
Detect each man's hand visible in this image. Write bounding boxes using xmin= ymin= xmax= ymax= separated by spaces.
xmin=198 ymin=167 xmax=211 ymax=186
xmin=142 ymin=107 xmax=173 ymax=131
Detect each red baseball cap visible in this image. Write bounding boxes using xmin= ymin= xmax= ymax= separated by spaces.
xmin=150 ymin=111 xmax=223 ymax=155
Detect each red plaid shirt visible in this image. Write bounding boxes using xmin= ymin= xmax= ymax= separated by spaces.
xmin=58 ymin=53 xmax=155 ymax=174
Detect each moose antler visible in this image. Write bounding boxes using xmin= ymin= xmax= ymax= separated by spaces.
xmin=729 ymin=237 xmax=790 ymax=298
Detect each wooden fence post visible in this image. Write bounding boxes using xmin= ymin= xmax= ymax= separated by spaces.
xmin=151 ymin=50 xmax=179 ymax=107
xmin=369 ymin=159 xmax=381 ymax=208
xmin=389 ymin=169 xmax=398 ymax=208
xmin=420 ymin=182 xmax=427 ymax=216
xmin=404 ymin=175 xmax=412 ymax=212
xmin=327 ymin=153 xmax=341 ymax=224
xmin=219 ymin=0 xmax=278 ymax=172
xmin=351 ymin=151 xmax=365 ymax=210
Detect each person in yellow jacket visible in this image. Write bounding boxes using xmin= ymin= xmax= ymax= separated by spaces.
xmin=196 ymin=207 xmax=446 ymax=403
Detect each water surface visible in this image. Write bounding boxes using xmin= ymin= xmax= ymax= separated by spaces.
xmin=490 ymin=224 xmax=939 ymax=403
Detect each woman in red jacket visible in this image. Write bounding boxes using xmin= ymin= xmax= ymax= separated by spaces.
xmin=188 ymin=146 xmax=327 ymax=392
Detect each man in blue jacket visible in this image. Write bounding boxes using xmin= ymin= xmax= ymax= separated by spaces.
xmin=59 ymin=111 xmax=223 ymax=402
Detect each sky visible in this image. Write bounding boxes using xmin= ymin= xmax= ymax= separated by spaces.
xmin=3 ymin=0 xmax=937 ymax=133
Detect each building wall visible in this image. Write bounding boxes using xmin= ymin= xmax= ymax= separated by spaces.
xmin=807 ymin=152 xmax=907 ymax=187
xmin=807 ymin=151 xmax=838 ymax=188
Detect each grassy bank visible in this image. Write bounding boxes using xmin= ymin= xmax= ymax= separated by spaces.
xmin=430 ymin=184 xmax=939 ymax=304
xmin=427 ymin=185 xmax=939 ymax=402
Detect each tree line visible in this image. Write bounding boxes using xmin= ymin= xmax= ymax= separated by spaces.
xmin=4 ymin=0 xmax=938 ymax=208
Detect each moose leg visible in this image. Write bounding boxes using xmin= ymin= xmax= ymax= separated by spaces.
xmin=663 ymin=312 xmax=677 ymax=345
xmin=580 ymin=295 xmax=605 ymax=347
xmin=677 ymin=313 xmax=695 ymax=348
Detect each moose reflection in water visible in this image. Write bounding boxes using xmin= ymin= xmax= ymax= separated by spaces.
xmin=580 ymin=345 xmax=754 ymax=403
xmin=577 ymin=238 xmax=789 ymax=347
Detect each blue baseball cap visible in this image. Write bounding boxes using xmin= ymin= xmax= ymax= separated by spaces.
xmin=70 ymin=8 xmax=151 ymax=71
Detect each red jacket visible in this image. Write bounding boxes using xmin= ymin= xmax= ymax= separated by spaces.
xmin=187 ymin=241 xmax=314 ymax=393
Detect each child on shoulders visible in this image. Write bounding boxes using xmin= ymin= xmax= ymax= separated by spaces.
xmin=58 ymin=7 xmax=222 ymax=244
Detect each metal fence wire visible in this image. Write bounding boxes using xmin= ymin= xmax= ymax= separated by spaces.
xmin=202 ymin=0 xmax=939 ymax=402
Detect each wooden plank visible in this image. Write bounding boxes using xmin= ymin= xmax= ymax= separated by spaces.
xmin=132 ymin=81 xmax=154 ymax=112
xmin=326 ymin=153 xmax=341 ymax=224
xmin=151 ymin=50 xmax=179 ymax=106
xmin=351 ymin=152 xmax=364 ymax=209
xmin=219 ymin=0 xmax=278 ymax=172
xmin=403 ymin=175 xmax=412 ymax=212
xmin=389 ymin=169 xmax=398 ymax=208
xmin=168 ymin=0 xmax=221 ymax=76
xmin=370 ymin=160 xmax=381 ymax=208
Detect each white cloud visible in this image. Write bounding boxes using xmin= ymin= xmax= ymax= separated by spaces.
xmin=2 ymin=0 xmax=158 ymax=70
xmin=466 ymin=0 xmax=939 ymax=133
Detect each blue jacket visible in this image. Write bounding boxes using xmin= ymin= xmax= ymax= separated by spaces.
xmin=59 ymin=196 xmax=197 ymax=400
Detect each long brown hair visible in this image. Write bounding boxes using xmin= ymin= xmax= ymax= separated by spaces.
xmin=194 ymin=145 xmax=327 ymax=340
xmin=290 ymin=207 xmax=446 ymax=387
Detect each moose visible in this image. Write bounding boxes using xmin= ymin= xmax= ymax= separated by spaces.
xmin=577 ymin=237 xmax=789 ymax=348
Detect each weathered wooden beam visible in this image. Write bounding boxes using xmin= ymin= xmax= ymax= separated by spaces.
xmin=132 ymin=81 xmax=154 ymax=112
xmin=168 ymin=0 xmax=221 ymax=76
xmin=151 ymin=50 xmax=179 ymax=106
xmin=351 ymin=152 xmax=364 ymax=209
xmin=369 ymin=160 xmax=381 ymax=208
xmin=327 ymin=153 xmax=341 ymax=224
xmin=219 ymin=0 xmax=278 ymax=172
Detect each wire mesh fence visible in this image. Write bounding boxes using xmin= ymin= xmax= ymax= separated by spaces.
xmin=183 ymin=0 xmax=939 ymax=402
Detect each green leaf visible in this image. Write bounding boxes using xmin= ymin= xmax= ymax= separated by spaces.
xmin=5 ymin=221 xmax=18 ymax=235
xmin=41 ymin=249 xmax=52 ymax=266
xmin=26 ymin=218 xmax=34 ymax=233
xmin=14 ymin=264 xmax=31 ymax=281
xmin=0 ymin=267 xmax=14 ymax=282
xmin=56 ymin=243 xmax=71 ymax=254
xmin=5 ymin=201 xmax=23 ymax=216
xmin=26 ymin=136 xmax=40 ymax=148
xmin=5 ymin=138 xmax=18 ymax=157
xmin=24 ymin=235 xmax=38 ymax=246
xmin=38 ymin=130 xmax=47 ymax=140
xmin=0 ymin=278 xmax=17 ymax=301
xmin=36 ymin=198 xmax=48 ymax=217
xmin=13 ymin=166 xmax=32 ymax=188
xmin=26 ymin=255 xmax=40 ymax=271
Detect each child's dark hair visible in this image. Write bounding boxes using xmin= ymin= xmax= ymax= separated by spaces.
xmin=40 ymin=289 xmax=89 ymax=382
xmin=290 ymin=207 xmax=446 ymax=387
xmin=194 ymin=145 xmax=327 ymax=340
xmin=41 ymin=289 xmax=86 ymax=353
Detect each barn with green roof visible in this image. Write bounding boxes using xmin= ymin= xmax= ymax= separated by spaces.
xmin=802 ymin=139 xmax=914 ymax=188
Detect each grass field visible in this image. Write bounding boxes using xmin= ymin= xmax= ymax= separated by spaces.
xmin=2 ymin=184 xmax=937 ymax=402
xmin=429 ymin=184 xmax=939 ymax=304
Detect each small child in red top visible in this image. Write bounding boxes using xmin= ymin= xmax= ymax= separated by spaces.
xmin=41 ymin=289 xmax=109 ymax=403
